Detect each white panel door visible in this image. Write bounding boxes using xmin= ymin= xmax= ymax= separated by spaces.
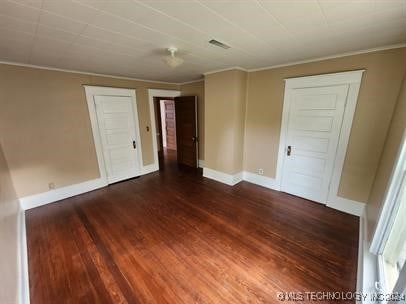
xmin=94 ymin=95 xmax=141 ymax=184
xmin=281 ymin=85 xmax=349 ymax=203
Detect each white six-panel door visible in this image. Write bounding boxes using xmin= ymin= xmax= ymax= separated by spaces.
xmin=94 ymin=95 xmax=142 ymax=184
xmin=281 ymin=85 xmax=349 ymax=203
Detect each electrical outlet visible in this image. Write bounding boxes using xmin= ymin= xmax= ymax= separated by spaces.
xmin=48 ymin=182 xmax=55 ymax=190
xmin=258 ymin=169 xmax=264 ymax=175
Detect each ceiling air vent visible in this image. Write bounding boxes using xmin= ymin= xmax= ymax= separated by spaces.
xmin=209 ymin=39 xmax=230 ymax=49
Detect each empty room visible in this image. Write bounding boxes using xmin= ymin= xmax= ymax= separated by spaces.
xmin=1 ymin=0 xmax=406 ymax=303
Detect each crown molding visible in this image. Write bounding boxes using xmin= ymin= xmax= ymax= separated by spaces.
xmin=0 ymin=61 xmax=181 ymax=85
xmin=246 ymin=43 xmax=406 ymax=72
xmin=1 ymin=43 xmax=405 ymax=85
xmin=203 ymin=66 xmax=248 ymax=76
xmin=200 ymin=43 xmax=406 ymax=76
xmin=179 ymin=78 xmax=204 ymax=85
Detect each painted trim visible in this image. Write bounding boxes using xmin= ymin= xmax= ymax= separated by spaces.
xmin=242 ymin=171 xmax=364 ymax=216
xmin=0 ymin=61 xmax=179 ymax=85
xmin=357 ymin=210 xmax=379 ymax=303
xmin=377 ymin=255 xmax=388 ymax=294
xmin=198 ymin=159 xmax=205 ymax=168
xmin=275 ymin=86 xmax=291 ymax=194
xmin=203 ymin=66 xmax=248 ymax=75
xmin=142 ymin=163 xmax=159 ymax=175
xmin=84 ymin=86 xmax=144 ymax=185
xmin=242 ymin=171 xmax=279 ymax=191
xmin=20 ymin=178 xmax=106 ymax=210
xmin=391 ymin=262 xmax=406 ymax=297
xmin=1 ymin=44 xmax=405 ymax=85
xmin=147 ymin=89 xmax=181 ymax=171
xmin=276 ymin=70 xmax=364 ymax=210
xmin=247 ymin=43 xmax=406 ymax=72
xmin=327 ymin=80 xmax=364 ymax=208
xmin=179 ymin=79 xmax=204 ymax=85
xmin=356 ymin=210 xmax=365 ymax=298
xmin=326 ymin=197 xmax=365 ymax=217
xmin=18 ymin=210 xmax=30 ymax=304
xmin=204 ymin=167 xmax=364 ymax=215
xmin=284 ymin=70 xmax=365 ymax=88
xmin=370 ymin=131 xmax=406 ymax=254
xmin=203 ymin=168 xmax=243 ymax=186
xmin=18 ymin=161 xmax=160 ymax=210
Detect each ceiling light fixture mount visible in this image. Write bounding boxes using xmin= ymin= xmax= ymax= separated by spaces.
xmin=163 ymin=47 xmax=184 ymax=68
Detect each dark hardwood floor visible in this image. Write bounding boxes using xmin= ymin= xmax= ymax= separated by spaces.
xmin=26 ymin=150 xmax=359 ymax=303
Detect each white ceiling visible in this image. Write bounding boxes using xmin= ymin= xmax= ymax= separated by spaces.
xmin=0 ymin=0 xmax=405 ymax=83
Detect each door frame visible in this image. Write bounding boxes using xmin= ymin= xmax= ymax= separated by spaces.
xmin=84 ymin=85 xmax=143 ymax=185
xmin=148 ymin=89 xmax=181 ymax=171
xmin=155 ymin=97 xmax=176 ymax=153
xmin=275 ymin=70 xmax=364 ymax=208
xmin=371 ymin=130 xmax=406 ymax=255
xmin=370 ymin=131 xmax=406 ymax=296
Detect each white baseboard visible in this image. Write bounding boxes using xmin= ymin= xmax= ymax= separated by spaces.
xmin=19 ymin=164 xmax=161 ymax=210
xmin=18 ymin=210 xmax=30 ymax=304
xmin=326 ymin=197 xmax=365 ymax=216
xmin=203 ymin=168 xmax=243 ymax=186
xmin=142 ymin=163 xmax=159 ymax=175
xmin=198 ymin=159 xmax=205 ymax=168
xmin=242 ymin=171 xmax=280 ymax=191
xmin=357 ymin=210 xmax=378 ymax=304
xmin=19 ymin=178 xmax=107 ymax=210
xmin=206 ymin=169 xmax=365 ymax=216
xmin=356 ymin=211 xmax=366 ymax=299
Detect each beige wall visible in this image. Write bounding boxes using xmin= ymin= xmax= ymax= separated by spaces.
xmin=367 ymin=72 xmax=406 ymax=239
xmin=0 ymin=141 xmax=20 ymax=304
xmin=244 ymin=48 xmax=406 ymax=203
xmin=180 ymin=80 xmax=205 ymax=160
xmin=205 ymin=70 xmax=247 ymax=174
xmin=2 ymin=48 xmax=405 ymax=206
xmin=0 ymin=64 xmax=178 ymax=198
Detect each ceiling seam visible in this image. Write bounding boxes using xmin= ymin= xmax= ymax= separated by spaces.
xmin=131 ymin=0 xmax=256 ymax=58
xmin=27 ymin=0 xmax=43 ymax=64
xmin=80 ymin=0 xmax=237 ymax=65
xmin=8 ymin=0 xmax=232 ymax=68
xmin=195 ymin=0 xmax=278 ymax=52
xmin=254 ymin=0 xmax=296 ymax=40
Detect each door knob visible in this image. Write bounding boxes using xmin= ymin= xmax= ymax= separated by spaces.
xmin=287 ymin=145 xmax=291 ymax=156
xmin=132 ymin=140 xmax=136 ymax=149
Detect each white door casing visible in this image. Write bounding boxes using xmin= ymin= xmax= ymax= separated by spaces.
xmin=276 ymin=70 xmax=364 ymax=207
xmin=147 ymin=89 xmax=181 ymax=171
xmin=84 ymin=86 xmax=143 ymax=185
xmin=95 ymin=96 xmax=141 ymax=183
xmin=280 ymin=85 xmax=349 ymax=203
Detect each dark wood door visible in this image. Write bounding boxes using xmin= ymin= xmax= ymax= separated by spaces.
xmin=175 ymin=96 xmax=198 ymax=168
xmin=164 ymin=100 xmax=177 ymax=150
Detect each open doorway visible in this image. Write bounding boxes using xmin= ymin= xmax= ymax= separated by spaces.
xmin=153 ymin=97 xmax=177 ymax=168
xmin=149 ymin=89 xmax=199 ymax=171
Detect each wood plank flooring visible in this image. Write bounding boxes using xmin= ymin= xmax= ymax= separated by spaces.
xmin=26 ymin=151 xmax=359 ymax=303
